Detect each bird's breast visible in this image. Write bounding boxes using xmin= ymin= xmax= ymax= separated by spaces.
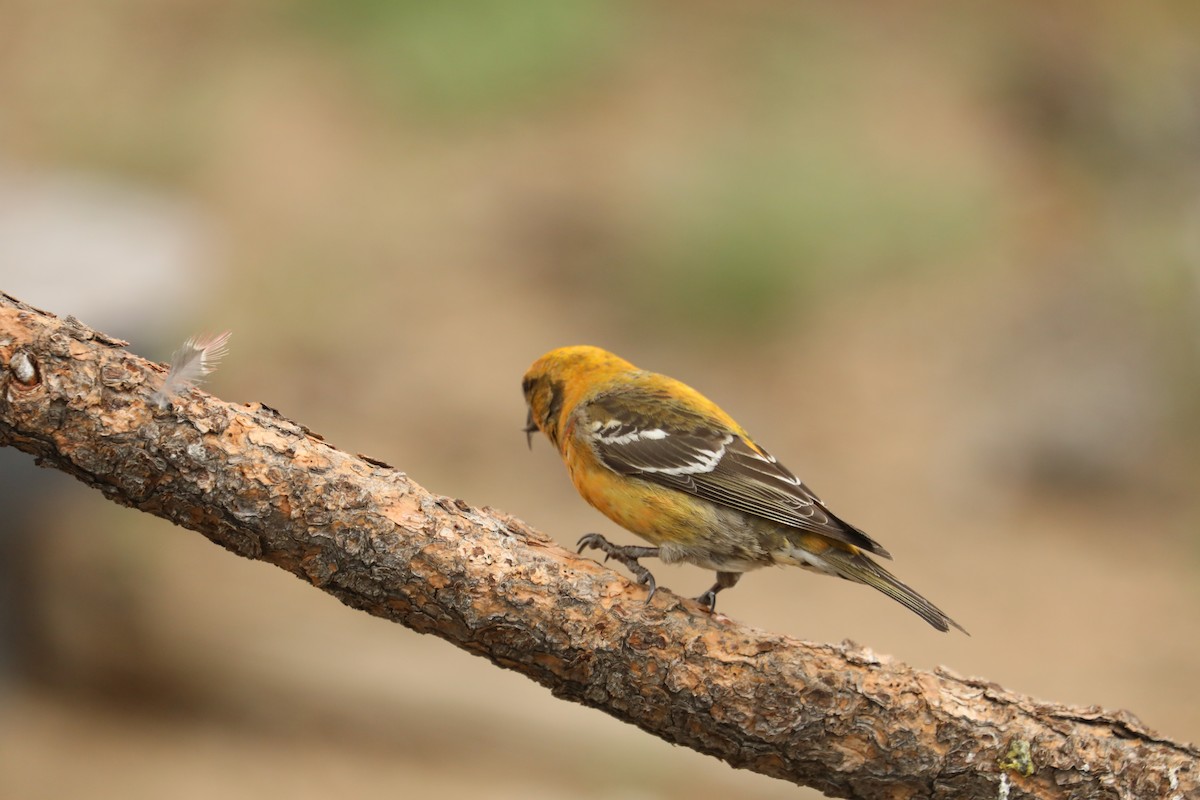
xmin=563 ymin=452 xmax=696 ymax=547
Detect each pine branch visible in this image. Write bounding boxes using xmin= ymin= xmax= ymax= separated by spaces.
xmin=0 ymin=291 xmax=1194 ymax=800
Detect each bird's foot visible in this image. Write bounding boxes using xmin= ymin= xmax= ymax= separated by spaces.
xmin=576 ymin=534 xmax=660 ymax=602
xmin=694 ymin=571 xmax=741 ymax=613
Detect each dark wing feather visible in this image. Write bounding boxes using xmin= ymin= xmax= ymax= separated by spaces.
xmin=586 ymin=400 xmax=891 ymax=559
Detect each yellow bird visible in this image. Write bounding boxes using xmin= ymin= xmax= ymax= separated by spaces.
xmin=522 ymin=345 xmax=965 ymax=633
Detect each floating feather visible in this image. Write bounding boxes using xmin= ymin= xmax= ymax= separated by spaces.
xmin=152 ymin=331 xmax=231 ymax=408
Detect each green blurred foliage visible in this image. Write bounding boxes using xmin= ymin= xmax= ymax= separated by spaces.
xmin=289 ymin=0 xmax=625 ymax=118
xmin=625 ymin=140 xmax=995 ymax=336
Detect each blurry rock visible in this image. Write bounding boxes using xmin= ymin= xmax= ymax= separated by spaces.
xmin=0 ymin=164 xmax=213 ymax=336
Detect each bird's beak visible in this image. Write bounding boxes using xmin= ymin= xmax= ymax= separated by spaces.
xmin=523 ymin=410 xmax=538 ymax=450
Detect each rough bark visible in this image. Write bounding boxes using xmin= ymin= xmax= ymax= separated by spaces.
xmin=0 ymin=290 xmax=1195 ymax=800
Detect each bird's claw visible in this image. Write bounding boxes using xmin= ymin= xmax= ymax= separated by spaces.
xmin=576 ymin=533 xmax=661 ymax=604
xmin=637 ymin=571 xmax=658 ymax=603
xmin=576 ymin=533 xmax=606 ymax=554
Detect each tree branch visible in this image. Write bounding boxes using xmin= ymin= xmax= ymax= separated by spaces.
xmin=0 ymin=291 xmax=1194 ymax=800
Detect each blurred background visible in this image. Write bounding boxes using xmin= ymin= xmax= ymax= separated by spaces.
xmin=2 ymin=2 xmax=1199 ymax=798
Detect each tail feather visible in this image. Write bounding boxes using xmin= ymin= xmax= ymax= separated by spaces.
xmin=822 ymin=548 xmax=967 ymax=634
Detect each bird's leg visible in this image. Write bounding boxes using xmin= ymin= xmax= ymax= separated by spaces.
xmin=577 ymin=534 xmax=660 ymax=602
xmin=696 ymin=571 xmax=742 ymax=612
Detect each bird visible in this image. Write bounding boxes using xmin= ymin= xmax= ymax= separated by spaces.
xmin=522 ymin=344 xmax=965 ymax=633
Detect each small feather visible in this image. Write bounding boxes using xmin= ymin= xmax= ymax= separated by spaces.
xmin=153 ymin=331 xmax=232 ymax=408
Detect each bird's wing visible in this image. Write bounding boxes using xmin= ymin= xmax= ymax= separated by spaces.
xmin=582 ymin=394 xmax=892 ymax=559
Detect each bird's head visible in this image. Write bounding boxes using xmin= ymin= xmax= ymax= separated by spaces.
xmin=522 ymin=345 xmax=635 ymax=450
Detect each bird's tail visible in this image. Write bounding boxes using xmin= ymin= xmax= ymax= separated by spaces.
xmin=821 ymin=547 xmax=967 ymax=634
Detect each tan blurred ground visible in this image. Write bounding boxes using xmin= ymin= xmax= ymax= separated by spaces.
xmin=1 ymin=3 xmax=1199 ymax=799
